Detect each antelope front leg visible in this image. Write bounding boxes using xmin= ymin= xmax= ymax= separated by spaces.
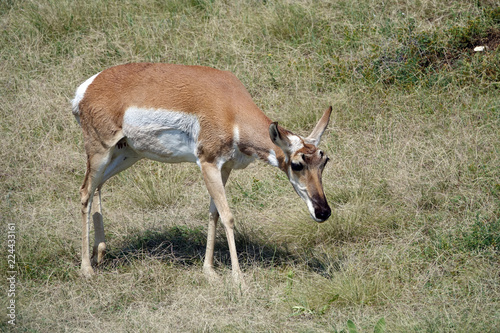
xmin=203 ymin=168 xmax=231 ymax=281
xmin=201 ymin=163 xmax=243 ymax=285
xmin=91 ymin=188 xmax=106 ymax=266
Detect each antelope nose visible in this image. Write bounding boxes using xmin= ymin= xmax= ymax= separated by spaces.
xmin=315 ymin=206 xmax=331 ymax=222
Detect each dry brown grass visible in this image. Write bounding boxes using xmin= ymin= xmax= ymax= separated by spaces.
xmin=1 ymin=0 xmax=499 ymax=332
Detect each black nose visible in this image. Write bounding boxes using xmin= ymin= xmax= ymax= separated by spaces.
xmin=315 ymin=206 xmax=331 ymax=222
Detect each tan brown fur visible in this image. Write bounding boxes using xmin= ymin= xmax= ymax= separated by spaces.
xmin=79 ymin=63 xmax=274 ymax=164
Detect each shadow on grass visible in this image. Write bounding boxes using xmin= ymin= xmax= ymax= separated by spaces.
xmin=103 ymin=225 xmax=339 ymax=277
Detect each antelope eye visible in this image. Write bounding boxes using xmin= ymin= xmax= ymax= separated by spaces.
xmin=291 ymin=162 xmax=304 ymax=172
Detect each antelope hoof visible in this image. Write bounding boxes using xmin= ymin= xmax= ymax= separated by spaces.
xmin=92 ymin=242 xmax=107 ymax=265
xmin=81 ymin=265 xmax=95 ymax=278
xmin=203 ymin=266 xmax=221 ymax=283
xmin=232 ymin=271 xmax=247 ymax=290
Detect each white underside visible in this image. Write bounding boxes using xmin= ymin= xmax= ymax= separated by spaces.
xmin=123 ymin=107 xmax=260 ymax=171
xmin=123 ymin=107 xmax=201 ymax=164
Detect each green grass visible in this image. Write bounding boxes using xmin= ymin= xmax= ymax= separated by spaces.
xmin=1 ymin=0 xmax=499 ymax=331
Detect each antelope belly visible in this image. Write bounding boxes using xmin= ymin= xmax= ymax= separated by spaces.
xmin=122 ymin=107 xmax=200 ymax=164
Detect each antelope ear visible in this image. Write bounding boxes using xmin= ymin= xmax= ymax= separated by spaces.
xmin=305 ymin=106 xmax=332 ymax=146
xmin=269 ymin=122 xmax=293 ymax=154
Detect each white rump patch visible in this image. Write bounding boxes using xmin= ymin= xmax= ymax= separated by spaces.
xmin=71 ymin=72 xmax=100 ymax=124
xmin=123 ymin=107 xmax=200 ymax=164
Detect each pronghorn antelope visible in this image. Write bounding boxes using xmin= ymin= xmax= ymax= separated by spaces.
xmin=72 ymin=63 xmax=332 ymax=283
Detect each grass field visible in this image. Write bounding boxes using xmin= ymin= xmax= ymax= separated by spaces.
xmin=1 ymin=0 xmax=499 ymax=331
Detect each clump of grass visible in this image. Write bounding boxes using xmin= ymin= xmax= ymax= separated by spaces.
xmin=455 ymin=213 xmax=500 ymax=253
xmin=325 ymin=6 xmax=500 ymax=88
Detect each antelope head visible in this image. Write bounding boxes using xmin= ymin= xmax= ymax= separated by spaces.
xmin=269 ymin=107 xmax=332 ymax=222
